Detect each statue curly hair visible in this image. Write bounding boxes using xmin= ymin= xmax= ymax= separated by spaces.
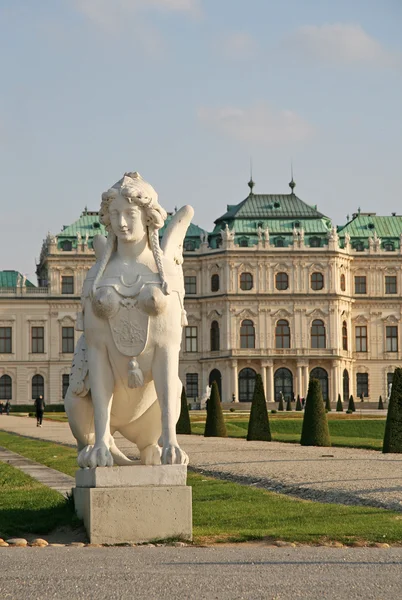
xmin=92 ymin=172 xmax=170 ymax=297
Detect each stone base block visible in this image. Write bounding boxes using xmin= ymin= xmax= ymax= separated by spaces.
xmin=73 ymin=465 xmax=192 ymax=544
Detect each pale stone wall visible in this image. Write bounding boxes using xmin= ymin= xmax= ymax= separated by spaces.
xmin=1 ymin=230 xmax=401 ymax=405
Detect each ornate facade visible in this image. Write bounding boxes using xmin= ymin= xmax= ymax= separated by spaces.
xmin=1 ymin=182 xmax=401 ymax=405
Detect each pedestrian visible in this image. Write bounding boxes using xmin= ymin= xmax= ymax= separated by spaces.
xmin=5 ymin=400 xmax=10 ymax=415
xmin=301 ymin=397 xmax=305 ymax=409
xmin=34 ymin=395 xmax=45 ymax=427
xmin=0 ymin=402 xmax=3 ymax=415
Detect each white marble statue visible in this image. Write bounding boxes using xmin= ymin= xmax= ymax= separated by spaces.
xmin=65 ymin=172 xmax=193 ymax=468
xmin=200 ymin=384 xmax=211 ymax=409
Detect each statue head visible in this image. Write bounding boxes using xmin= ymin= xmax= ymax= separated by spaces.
xmin=99 ymin=172 xmax=167 ymax=240
xmin=93 ymin=172 xmax=170 ymax=297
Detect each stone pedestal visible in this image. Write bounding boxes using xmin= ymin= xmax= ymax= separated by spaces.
xmin=73 ymin=465 xmax=192 ymax=545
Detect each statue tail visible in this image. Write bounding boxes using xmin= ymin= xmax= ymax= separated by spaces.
xmin=110 ymin=443 xmax=133 ymax=466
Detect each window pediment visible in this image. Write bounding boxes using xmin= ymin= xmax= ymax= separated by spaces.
xmin=236 ymin=308 xmax=258 ymax=319
xmin=307 ymin=308 xmax=327 ymax=319
xmin=207 ymin=310 xmax=222 ymax=319
xmin=383 ymin=315 xmax=400 ymax=324
xmin=271 ymin=309 xmax=292 ymax=319
xmin=353 ymin=314 xmax=368 ymax=324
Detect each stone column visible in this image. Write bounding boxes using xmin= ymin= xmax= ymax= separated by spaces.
xmin=231 ymin=360 xmax=238 ymax=402
xmin=303 ymin=365 xmax=309 ymax=397
xmin=267 ymin=362 xmax=274 ymax=403
xmin=296 ymin=364 xmax=303 ymax=398
xmin=261 ymin=364 xmax=267 ymax=397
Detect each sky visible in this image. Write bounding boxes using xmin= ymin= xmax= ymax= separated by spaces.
xmin=0 ymin=0 xmax=401 ymax=281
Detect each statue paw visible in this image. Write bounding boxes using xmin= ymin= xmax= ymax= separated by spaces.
xmin=161 ymin=444 xmax=189 ymax=465
xmin=140 ymin=444 xmax=161 ymax=465
xmin=78 ymin=443 xmax=114 ymax=468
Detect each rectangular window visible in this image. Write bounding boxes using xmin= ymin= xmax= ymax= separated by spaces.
xmin=186 ymin=373 xmax=198 ymax=398
xmin=355 ymin=326 xmax=367 ymax=352
xmin=31 ymin=326 xmax=44 ymax=353
xmin=185 ymin=326 xmax=197 ymax=352
xmin=356 ymin=373 xmax=369 ymax=398
xmin=385 ymin=276 xmax=397 ymax=294
xmin=62 ymin=327 xmax=75 ymax=353
xmin=0 ymin=327 xmax=12 ymax=353
xmin=61 ymin=276 xmax=74 ymax=294
xmin=354 ymin=276 xmax=367 ymax=294
xmin=184 ymin=276 xmax=197 ymax=295
xmin=386 ymin=326 xmax=398 ymax=352
xmin=62 ymin=374 xmax=70 ymax=399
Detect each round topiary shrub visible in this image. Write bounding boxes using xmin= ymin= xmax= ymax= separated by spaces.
xmin=247 ymin=374 xmax=271 ymax=442
xmin=271 ymin=409 xmax=277 ymax=414
xmin=300 ymin=379 xmax=331 ymax=447
xmin=204 ymin=381 xmax=227 ymax=437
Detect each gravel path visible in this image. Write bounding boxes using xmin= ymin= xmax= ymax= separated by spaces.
xmin=1 ymin=416 xmax=402 ymax=511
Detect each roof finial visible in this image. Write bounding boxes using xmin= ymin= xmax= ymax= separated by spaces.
xmin=289 ymin=161 xmax=296 ymax=193
xmin=248 ymin=157 xmax=255 ymax=195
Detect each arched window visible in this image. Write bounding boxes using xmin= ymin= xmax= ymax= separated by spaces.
xmin=340 ymin=273 xmax=346 ymax=292
xmin=239 ymin=237 xmax=249 ymax=247
xmin=275 ymin=272 xmax=289 ymax=290
xmin=342 ymin=321 xmax=348 ymax=351
xmin=210 ymin=321 xmax=220 ymax=351
xmin=343 ymin=369 xmax=349 ymax=402
xmin=209 ymin=369 xmax=222 ymax=401
xmin=311 ymin=272 xmax=324 ymax=290
xmin=240 ymin=272 xmax=253 ymax=290
xmin=309 ymin=237 xmax=321 ymax=248
xmin=310 ymin=367 xmax=329 ymax=401
xmin=274 ymin=368 xmax=293 ymax=402
xmin=61 ymin=240 xmax=72 ymax=251
xmin=311 ymin=319 xmax=326 ymax=348
xmin=211 ymin=274 xmax=220 ymax=292
xmin=275 ymin=237 xmax=284 ymax=247
xmin=32 ymin=374 xmax=44 ymax=400
xmin=184 ymin=240 xmax=195 ymax=251
xmin=0 ymin=374 xmax=12 ymax=400
xmin=383 ymin=241 xmax=394 ymax=252
xmin=240 ymin=320 xmax=255 ymax=349
xmin=238 ymin=368 xmax=256 ymax=402
xmin=275 ymin=320 xmax=290 ymax=349
xmin=353 ymin=241 xmax=365 ymax=252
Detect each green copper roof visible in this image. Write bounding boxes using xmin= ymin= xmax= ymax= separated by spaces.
xmin=338 ymin=215 xmax=402 ymax=238
xmin=0 ymin=271 xmax=35 ymax=288
xmin=57 ymin=212 xmax=107 ymax=248
xmin=215 ymin=192 xmax=327 ymax=223
xmin=158 ymin=213 xmax=207 ymax=250
xmin=226 ymin=218 xmax=330 ymax=235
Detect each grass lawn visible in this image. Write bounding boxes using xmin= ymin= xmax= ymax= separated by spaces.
xmin=1 ymin=431 xmax=402 ymax=545
xmin=0 ymin=461 xmax=80 ymax=538
xmin=191 ymin=415 xmax=386 ymax=450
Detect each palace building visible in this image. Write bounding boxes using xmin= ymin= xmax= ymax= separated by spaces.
xmin=1 ymin=178 xmax=402 ymax=406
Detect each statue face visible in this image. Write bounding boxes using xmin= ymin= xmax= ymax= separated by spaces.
xmin=109 ymin=194 xmax=147 ymax=242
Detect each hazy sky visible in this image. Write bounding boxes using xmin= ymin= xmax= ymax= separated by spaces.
xmin=1 ymin=0 xmax=401 ymax=281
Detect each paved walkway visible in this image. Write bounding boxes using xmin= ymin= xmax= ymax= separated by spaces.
xmin=0 ymin=446 xmax=74 ymax=497
xmin=1 ymin=415 xmax=402 ymax=511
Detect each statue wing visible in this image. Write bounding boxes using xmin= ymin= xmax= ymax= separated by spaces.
xmin=161 ymin=205 xmax=194 ymax=264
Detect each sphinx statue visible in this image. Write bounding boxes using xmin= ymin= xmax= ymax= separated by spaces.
xmin=65 ymin=172 xmax=193 ymax=468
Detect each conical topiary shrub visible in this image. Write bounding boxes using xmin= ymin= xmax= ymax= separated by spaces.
xmin=278 ymin=393 xmax=285 ymax=411
xmin=336 ymin=393 xmax=343 ymax=412
xmin=176 ymin=386 xmax=192 ymax=435
xmin=204 ymin=381 xmax=227 ymax=437
xmin=300 ymin=378 xmax=331 ymax=447
xmin=247 ymin=374 xmax=271 ymax=441
xmin=296 ymin=395 xmax=302 ymax=411
xmin=286 ymin=398 xmax=292 ymax=411
xmin=325 ymin=396 xmax=331 ymax=412
xmin=378 ymin=395 xmax=384 ymax=410
xmin=383 ymin=368 xmax=402 ymax=453
xmin=348 ymin=395 xmax=356 ymax=412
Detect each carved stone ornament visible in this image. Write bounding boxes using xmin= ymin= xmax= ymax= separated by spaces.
xmin=65 ymin=171 xmax=194 ymax=469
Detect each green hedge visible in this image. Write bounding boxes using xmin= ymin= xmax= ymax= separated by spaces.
xmin=10 ymin=404 xmax=65 ymax=413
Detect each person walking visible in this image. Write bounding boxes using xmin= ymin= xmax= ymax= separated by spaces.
xmin=5 ymin=400 xmax=10 ymax=415
xmin=34 ymin=395 xmax=45 ymax=427
xmin=0 ymin=402 xmax=3 ymax=415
